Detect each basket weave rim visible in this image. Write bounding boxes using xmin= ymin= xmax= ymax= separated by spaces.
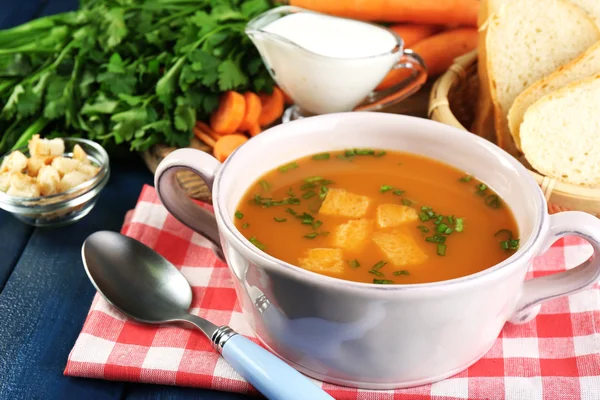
xmin=429 ymin=49 xmax=600 ymax=201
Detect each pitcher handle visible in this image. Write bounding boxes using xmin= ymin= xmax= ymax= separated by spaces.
xmin=509 ymin=211 xmax=600 ymax=324
xmin=154 ymin=148 xmax=224 ymax=260
xmin=355 ymin=49 xmax=428 ymax=112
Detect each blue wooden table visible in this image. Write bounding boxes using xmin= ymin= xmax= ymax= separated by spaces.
xmin=0 ymin=2 xmax=250 ymax=399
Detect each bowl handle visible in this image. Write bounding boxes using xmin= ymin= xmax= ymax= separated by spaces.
xmin=509 ymin=211 xmax=600 ymax=324
xmin=154 ymin=148 xmax=224 ymax=260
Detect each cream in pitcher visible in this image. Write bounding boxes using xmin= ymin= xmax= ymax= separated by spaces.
xmin=245 ymin=6 xmax=427 ymax=120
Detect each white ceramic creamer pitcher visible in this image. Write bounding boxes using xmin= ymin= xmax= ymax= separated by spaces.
xmin=245 ymin=6 xmax=427 ymax=121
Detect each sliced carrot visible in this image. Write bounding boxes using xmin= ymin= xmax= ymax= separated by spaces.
xmin=248 ymin=125 xmax=262 ymax=137
xmin=376 ymin=27 xmax=478 ymax=90
xmin=210 ymin=91 xmax=246 ymax=135
xmin=193 ymin=127 xmax=216 ymax=147
xmin=238 ymin=92 xmax=262 ymax=132
xmin=289 ymin=0 xmax=479 ymax=26
xmin=196 ymin=121 xmax=222 ymax=142
xmin=388 ymin=24 xmax=442 ymax=47
xmin=213 ymin=134 xmax=248 ymax=162
xmin=258 ymin=87 xmax=285 ymax=127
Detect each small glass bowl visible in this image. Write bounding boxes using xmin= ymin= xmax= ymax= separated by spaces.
xmin=0 ymin=138 xmax=110 ymax=227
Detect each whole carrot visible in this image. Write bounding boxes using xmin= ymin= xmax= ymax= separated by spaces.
xmin=376 ymin=28 xmax=478 ymax=90
xmin=289 ymin=0 xmax=479 ymax=27
xmin=388 ymin=24 xmax=442 ymax=47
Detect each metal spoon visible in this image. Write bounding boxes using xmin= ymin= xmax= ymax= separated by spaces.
xmin=82 ymin=230 xmax=333 ymax=400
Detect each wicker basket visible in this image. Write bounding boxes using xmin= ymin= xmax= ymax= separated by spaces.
xmin=429 ymin=50 xmax=600 ymax=216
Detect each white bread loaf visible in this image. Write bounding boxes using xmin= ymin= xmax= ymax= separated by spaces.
xmin=520 ymin=74 xmax=600 ymax=187
xmin=485 ymin=0 xmax=600 ymax=156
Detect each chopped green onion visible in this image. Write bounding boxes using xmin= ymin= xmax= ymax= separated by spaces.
xmin=345 ymin=149 xmax=356 ymax=157
xmin=304 ymin=232 xmax=318 ymax=239
xmin=355 ymin=148 xmax=375 ymax=155
xmin=302 ymin=191 xmax=316 ymax=199
xmin=417 ymin=225 xmax=429 ymax=233
xmin=459 ymin=175 xmax=473 ymax=182
xmin=421 ymin=206 xmax=432 ymax=211
xmin=419 ymin=212 xmax=430 ymax=222
xmin=235 ymin=211 xmax=244 ymax=220
xmin=320 ymin=186 xmax=328 ymax=199
xmin=274 ymin=217 xmax=287 ymax=222
xmin=249 ymin=237 xmax=266 ymax=250
xmin=455 ymin=218 xmax=464 ymax=232
xmin=349 ymin=259 xmax=360 ymax=268
xmin=374 ymin=151 xmax=386 ymax=157
xmin=447 ymin=215 xmax=455 ymax=224
xmin=402 ymin=199 xmax=413 ymax=206
xmin=286 ymin=208 xmax=297 ymax=216
xmin=426 ymin=235 xmax=446 ymax=243
xmin=393 ymin=189 xmax=405 ymax=196
xmin=485 ymin=195 xmax=501 ymax=208
xmin=305 ymin=176 xmax=324 ymax=183
xmin=368 ymin=270 xmax=384 ymax=276
xmin=437 ymin=244 xmax=447 ymax=256
xmin=242 ymin=223 xmax=249 ymax=229
xmin=312 ymin=153 xmax=330 ymax=160
xmin=445 ymin=228 xmax=454 ymax=234
xmin=434 ymin=215 xmax=443 ymax=225
xmin=259 ymin=180 xmax=271 ymax=191
xmin=372 ymin=260 xmax=387 ymax=270
xmin=380 ymin=185 xmax=393 ymax=193
xmin=500 ymin=238 xmax=520 ymax=251
xmin=278 ymin=162 xmax=299 ymax=173
xmin=475 ymin=183 xmax=487 ymax=196
xmin=437 ymin=223 xmax=448 ymax=233
xmin=373 ymin=279 xmax=394 ymax=284
xmin=300 ymin=182 xmax=316 ymax=190
xmin=313 ymin=220 xmax=323 ymax=229
xmin=393 ymin=270 xmax=410 ymax=276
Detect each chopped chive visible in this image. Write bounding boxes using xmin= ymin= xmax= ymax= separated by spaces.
xmin=355 ymin=148 xmax=375 ymax=155
xmin=455 ymin=218 xmax=464 ymax=232
xmin=286 ymin=208 xmax=297 ymax=216
xmin=459 ymin=175 xmax=473 ymax=182
xmin=421 ymin=206 xmax=432 ymax=211
xmin=302 ymin=191 xmax=316 ymax=199
xmin=336 ymin=154 xmax=354 ymax=161
xmin=419 ymin=212 xmax=430 ymax=222
xmin=274 ymin=217 xmax=287 ymax=222
xmin=485 ymin=195 xmax=501 ymax=208
xmin=372 ymin=260 xmax=387 ymax=270
xmin=417 ymin=225 xmax=429 ymax=233
xmin=426 ymin=235 xmax=446 ymax=243
xmin=500 ymin=239 xmax=520 ymax=251
xmin=402 ymin=199 xmax=413 ymax=206
xmin=259 ymin=180 xmax=271 ymax=191
xmin=445 ymin=227 xmax=454 ymax=234
xmin=437 ymin=244 xmax=447 ymax=256
xmin=368 ymin=270 xmax=384 ymax=276
xmin=242 ymin=223 xmax=249 ymax=229
xmin=305 ymin=176 xmax=324 ymax=183
xmin=300 ymin=182 xmax=316 ymax=190
xmin=501 ymin=241 xmax=509 ymax=250
xmin=447 ymin=215 xmax=455 ymax=224
xmin=249 ymin=237 xmax=266 ymax=250
xmin=312 ymin=153 xmax=330 ymax=160
xmin=235 ymin=211 xmax=244 ymax=220
xmin=313 ymin=220 xmax=323 ymax=229
xmin=380 ymin=185 xmax=394 ymax=193
xmin=374 ymin=151 xmax=386 ymax=157
xmin=320 ymin=186 xmax=328 ymax=199
xmin=475 ymin=183 xmax=487 ymax=196
xmin=392 ymin=189 xmax=405 ymax=196
xmin=434 ymin=215 xmax=443 ymax=225
xmin=304 ymin=232 xmax=318 ymax=239
xmin=345 ymin=149 xmax=357 ymax=157
xmin=349 ymin=259 xmax=360 ymax=268
xmin=393 ymin=270 xmax=410 ymax=276
xmin=373 ymin=279 xmax=394 ymax=284
xmin=278 ymin=162 xmax=299 ymax=172
xmin=437 ymin=223 xmax=448 ymax=233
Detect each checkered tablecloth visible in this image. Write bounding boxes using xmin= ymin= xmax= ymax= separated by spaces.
xmin=65 ymin=184 xmax=600 ymax=399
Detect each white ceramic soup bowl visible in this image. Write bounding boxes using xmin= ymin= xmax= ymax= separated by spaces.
xmin=154 ymin=112 xmax=600 ymax=389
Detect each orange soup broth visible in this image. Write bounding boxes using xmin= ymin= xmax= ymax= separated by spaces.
xmin=235 ymin=150 xmax=519 ymax=284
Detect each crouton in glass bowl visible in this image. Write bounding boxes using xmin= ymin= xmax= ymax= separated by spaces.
xmin=0 ymin=136 xmax=110 ymax=227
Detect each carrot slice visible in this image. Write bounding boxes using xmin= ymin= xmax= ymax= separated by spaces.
xmin=193 ymin=127 xmax=216 ymax=147
xmin=258 ymin=87 xmax=285 ymax=127
xmin=210 ymin=91 xmax=246 ymax=135
xmin=213 ymin=134 xmax=248 ymax=162
xmin=196 ymin=121 xmax=222 ymax=142
xmin=248 ymin=125 xmax=262 ymax=137
xmin=238 ymin=92 xmax=262 ymax=132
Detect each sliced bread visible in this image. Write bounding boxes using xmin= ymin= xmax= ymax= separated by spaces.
xmin=486 ymin=0 xmax=600 ymax=157
xmin=520 ymin=74 xmax=600 ymax=187
xmin=508 ymin=41 xmax=600 ymax=150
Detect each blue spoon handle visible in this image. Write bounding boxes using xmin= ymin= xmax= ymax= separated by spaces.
xmin=221 ymin=334 xmax=334 ymax=400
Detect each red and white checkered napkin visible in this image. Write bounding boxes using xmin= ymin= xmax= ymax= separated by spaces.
xmin=65 ymin=184 xmax=600 ymax=399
